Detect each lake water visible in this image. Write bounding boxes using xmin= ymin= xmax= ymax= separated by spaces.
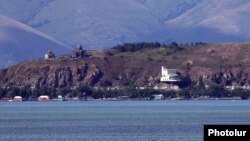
xmin=0 ymin=100 xmax=250 ymax=141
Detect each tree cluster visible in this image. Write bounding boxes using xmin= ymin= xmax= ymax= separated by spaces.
xmin=112 ymin=42 xmax=161 ymax=52
xmin=112 ymin=41 xmax=206 ymax=52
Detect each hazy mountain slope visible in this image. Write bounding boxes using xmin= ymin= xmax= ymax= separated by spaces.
xmin=135 ymin=0 xmax=202 ymax=21
xmin=0 ymin=0 xmax=201 ymax=48
xmin=0 ymin=0 xmax=51 ymax=23
xmin=27 ymin=0 xmax=201 ymax=48
xmin=165 ymin=0 xmax=250 ymax=42
xmin=26 ymin=0 xmax=162 ymax=48
xmin=0 ymin=15 xmax=71 ymax=68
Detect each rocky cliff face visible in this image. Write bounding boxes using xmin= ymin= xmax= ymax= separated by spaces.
xmin=186 ymin=67 xmax=250 ymax=87
xmin=0 ymin=42 xmax=250 ymax=88
xmin=0 ymin=61 xmax=104 ymax=88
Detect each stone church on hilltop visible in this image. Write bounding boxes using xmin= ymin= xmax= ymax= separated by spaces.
xmin=72 ymin=44 xmax=85 ymax=58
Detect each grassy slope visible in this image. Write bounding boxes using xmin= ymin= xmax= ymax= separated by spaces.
xmin=111 ymin=42 xmax=250 ymax=69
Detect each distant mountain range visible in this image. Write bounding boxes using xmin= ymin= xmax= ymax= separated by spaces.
xmin=0 ymin=0 xmax=250 ymax=67
xmin=1 ymin=0 xmax=250 ymax=48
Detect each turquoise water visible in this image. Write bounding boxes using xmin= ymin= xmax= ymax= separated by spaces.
xmin=0 ymin=101 xmax=250 ymax=141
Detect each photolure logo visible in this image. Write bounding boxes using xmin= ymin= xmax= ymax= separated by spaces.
xmin=204 ymin=125 xmax=250 ymax=141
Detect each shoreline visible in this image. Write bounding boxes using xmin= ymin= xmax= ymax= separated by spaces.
xmin=1 ymin=97 xmax=248 ymax=102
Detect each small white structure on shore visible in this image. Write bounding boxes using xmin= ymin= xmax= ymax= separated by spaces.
xmin=13 ymin=96 xmax=23 ymax=101
xmin=38 ymin=95 xmax=50 ymax=101
xmin=160 ymin=66 xmax=180 ymax=82
xmin=153 ymin=94 xmax=164 ymax=100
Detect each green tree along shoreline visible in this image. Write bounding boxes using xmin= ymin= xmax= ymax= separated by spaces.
xmin=0 ymin=84 xmax=249 ymax=100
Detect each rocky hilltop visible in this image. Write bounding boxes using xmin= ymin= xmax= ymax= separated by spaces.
xmin=0 ymin=42 xmax=250 ymax=89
